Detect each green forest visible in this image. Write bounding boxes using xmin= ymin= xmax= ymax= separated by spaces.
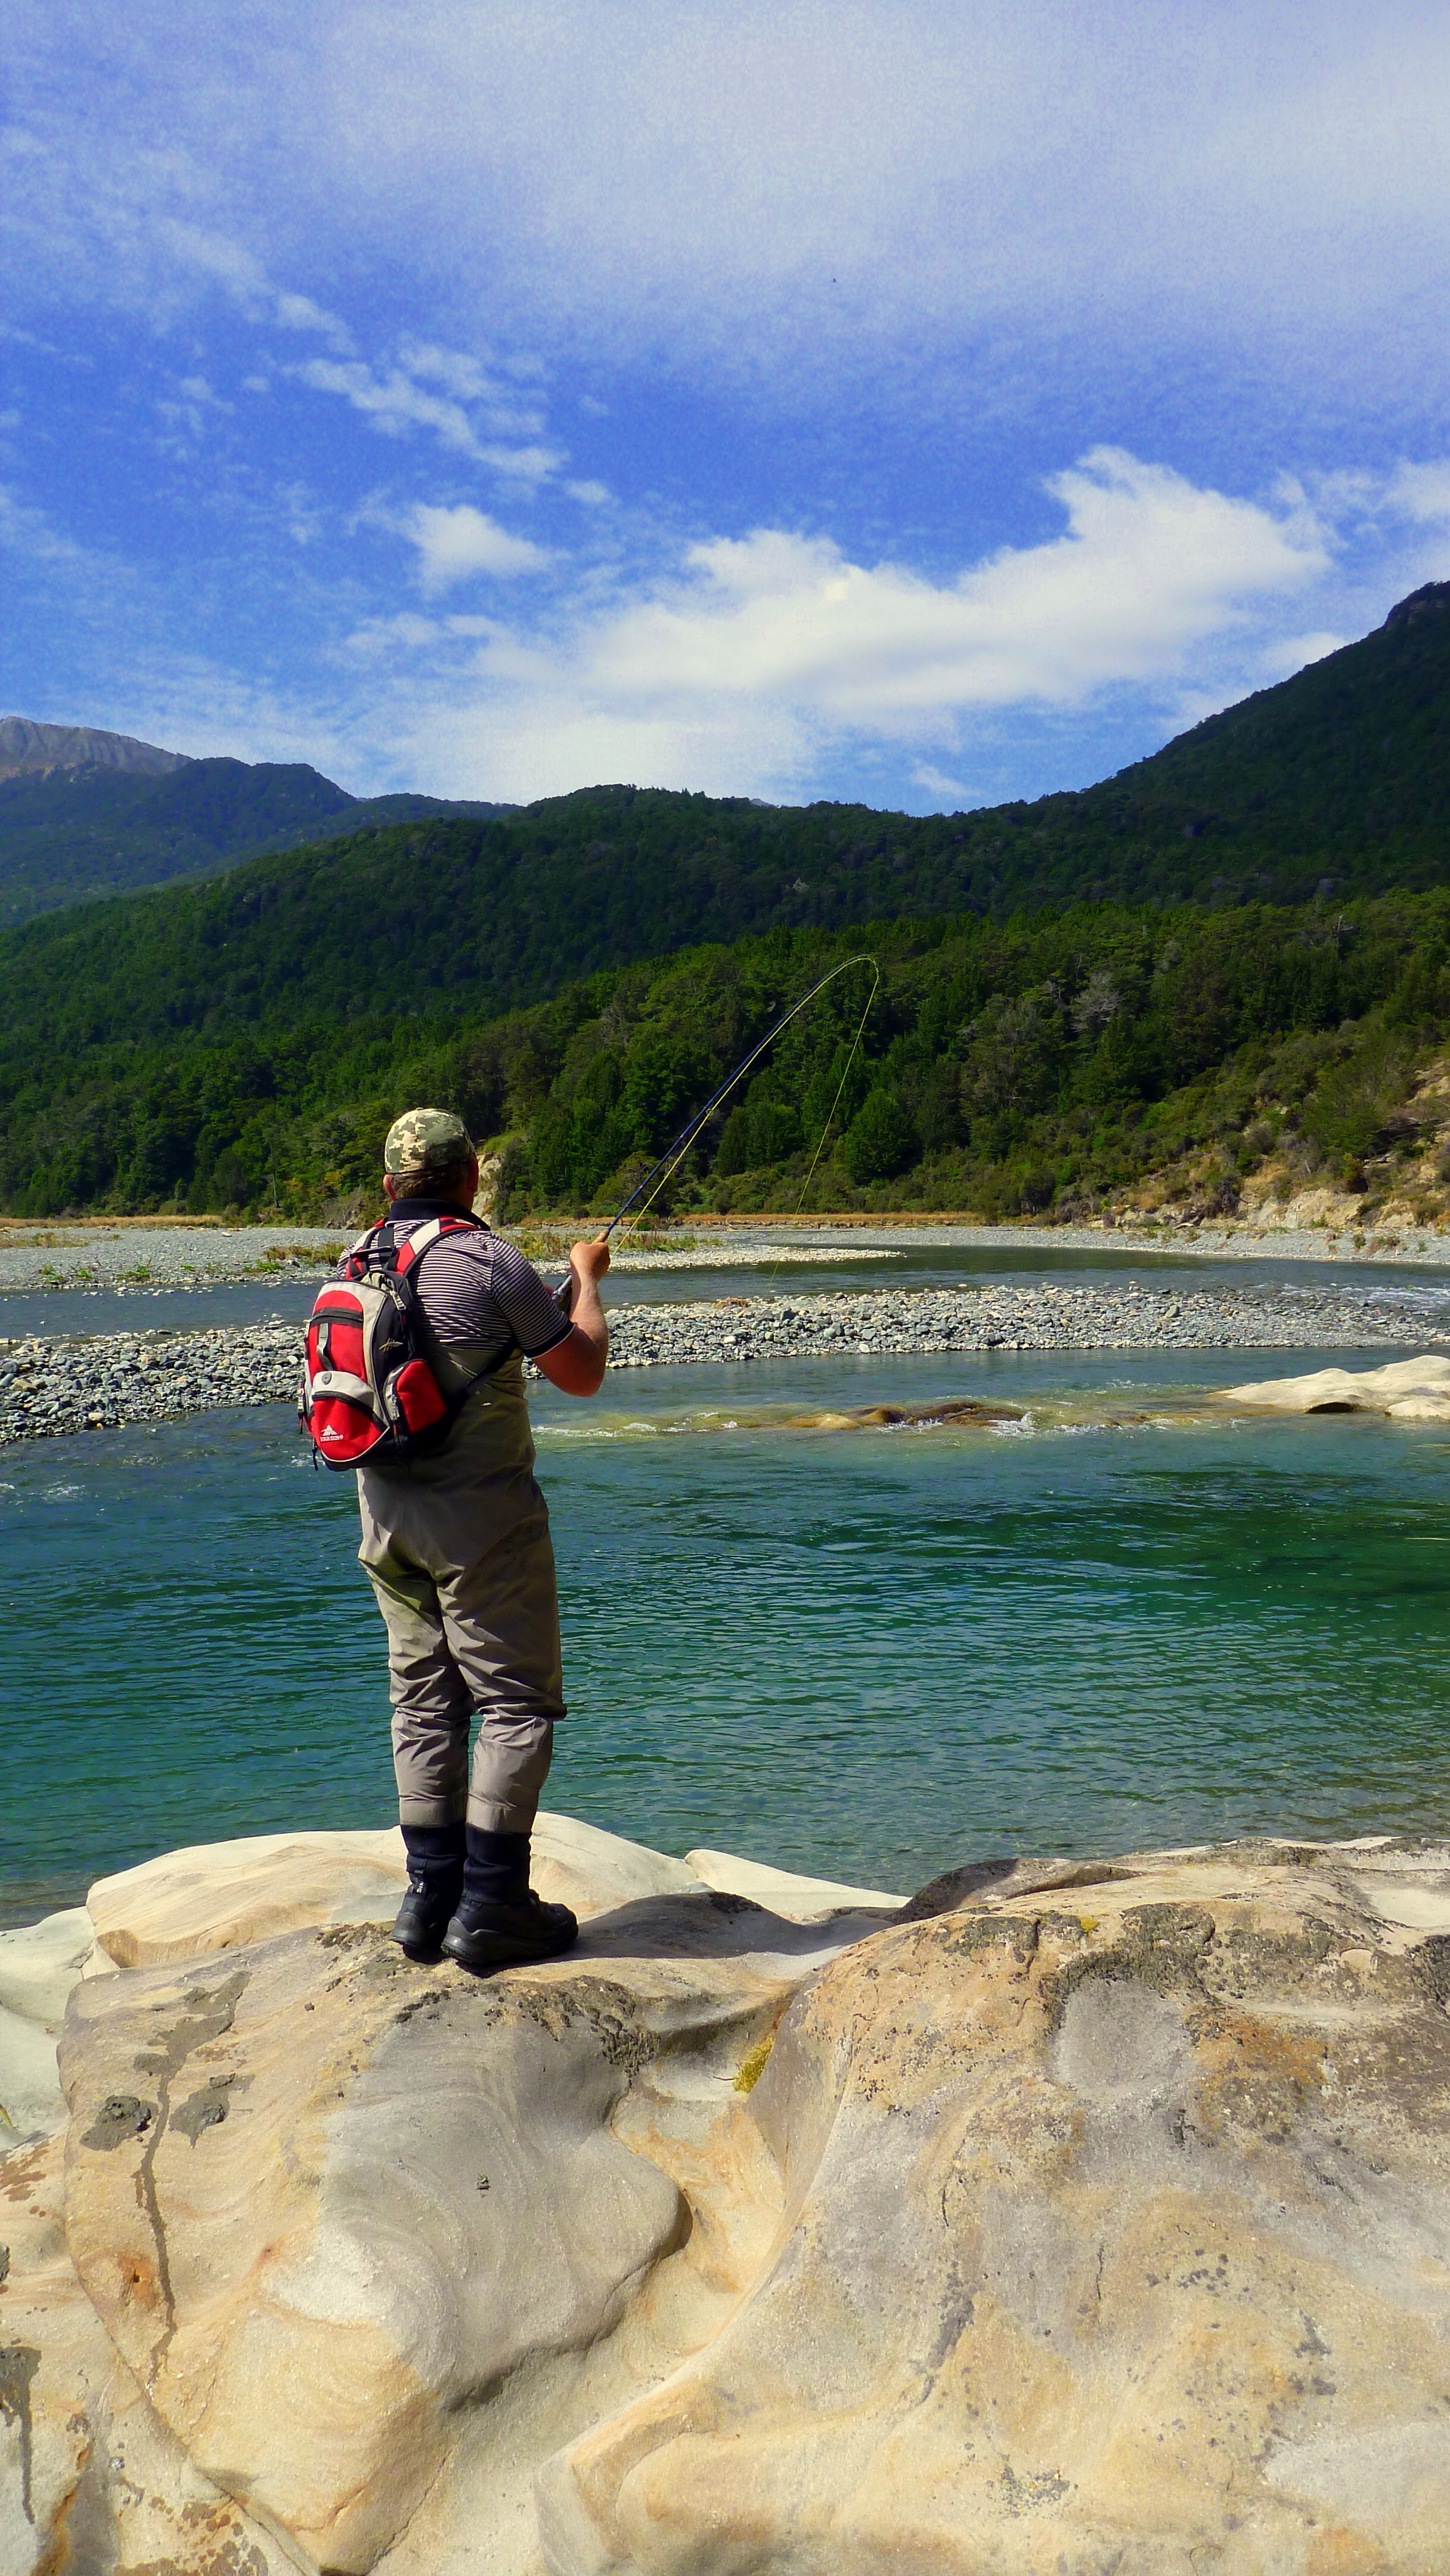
xmin=7 ymin=893 xmax=1450 ymax=1230
xmin=5 ymin=583 xmax=1450 ymax=1227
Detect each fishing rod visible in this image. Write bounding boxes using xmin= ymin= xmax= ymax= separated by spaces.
xmin=554 ymin=952 xmax=879 ymax=1308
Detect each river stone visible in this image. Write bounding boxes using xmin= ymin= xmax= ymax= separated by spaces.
xmin=1222 ymin=1352 xmax=1450 ymax=1415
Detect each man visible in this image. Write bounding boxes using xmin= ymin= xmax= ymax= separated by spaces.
xmin=348 ymin=1106 xmax=610 ymax=1971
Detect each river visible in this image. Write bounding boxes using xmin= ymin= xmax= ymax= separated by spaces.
xmin=5 ymin=1310 xmax=1450 ymax=1924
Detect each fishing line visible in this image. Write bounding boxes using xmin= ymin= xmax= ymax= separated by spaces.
xmin=607 ymin=952 xmax=879 ymax=1243
xmin=553 ymin=953 xmax=879 ymax=1305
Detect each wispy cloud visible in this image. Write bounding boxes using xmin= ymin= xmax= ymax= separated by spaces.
xmin=297 ymin=352 xmax=566 ymax=478
xmin=406 ymin=501 xmax=552 ymax=586
xmin=912 ymin=763 xmax=970 ymax=804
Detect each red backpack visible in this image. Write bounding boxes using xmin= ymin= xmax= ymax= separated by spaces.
xmin=299 ymin=1214 xmax=512 ymax=1470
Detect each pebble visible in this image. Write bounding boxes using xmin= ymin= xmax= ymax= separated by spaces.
xmin=0 ymin=1283 xmax=1442 ymax=1447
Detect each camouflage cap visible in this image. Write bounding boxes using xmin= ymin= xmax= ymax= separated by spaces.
xmin=383 ymin=1106 xmax=474 ymax=1178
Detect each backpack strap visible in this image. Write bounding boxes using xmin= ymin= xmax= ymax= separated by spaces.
xmin=358 ymin=1210 xmax=517 ymax=1398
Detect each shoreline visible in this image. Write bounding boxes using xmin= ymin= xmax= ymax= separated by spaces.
xmin=2 ymin=1278 xmax=1444 ymax=1444
xmin=6 ymin=1209 xmax=1450 ymax=1297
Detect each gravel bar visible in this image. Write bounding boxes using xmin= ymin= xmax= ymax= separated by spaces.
xmin=1 ymin=1283 xmax=1443 ymax=1447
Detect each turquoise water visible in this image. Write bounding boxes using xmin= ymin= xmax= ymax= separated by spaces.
xmin=6 ymin=1342 xmax=1450 ymax=1924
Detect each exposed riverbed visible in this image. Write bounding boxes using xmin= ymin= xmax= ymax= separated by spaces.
xmin=2 ymin=1275 xmax=1445 ymax=1444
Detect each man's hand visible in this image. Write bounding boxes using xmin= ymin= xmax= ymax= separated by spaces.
xmin=569 ymin=1234 xmax=611 ymax=1291
xmin=535 ymin=1235 xmax=611 ymax=1397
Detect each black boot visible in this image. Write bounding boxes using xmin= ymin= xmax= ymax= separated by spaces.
xmin=441 ymin=1825 xmax=578 ymax=1974
xmin=392 ymin=1820 xmax=466 ymax=1961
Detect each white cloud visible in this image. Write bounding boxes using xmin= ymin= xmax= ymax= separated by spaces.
xmin=406 ymin=502 xmax=551 ymax=587
xmin=338 ymin=446 xmax=1340 ymax=801
xmin=566 ymin=478 xmax=612 ymax=506
xmin=912 ymin=763 xmax=969 ymax=803
xmin=296 ymin=354 xmax=566 ymax=479
xmin=573 ymin=451 xmax=1325 ymax=725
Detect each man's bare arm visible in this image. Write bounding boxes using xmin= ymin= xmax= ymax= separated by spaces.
xmin=533 ymin=1239 xmax=610 ymax=1397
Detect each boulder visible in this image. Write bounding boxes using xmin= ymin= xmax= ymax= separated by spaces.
xmin=8 ymin=1826 xmax=1450 ymax=2571
xmin=542 ymin=1842 xmax=1450 ymax=2574
xmin=1220 ymin=1352 xmax=1450 ymax=1417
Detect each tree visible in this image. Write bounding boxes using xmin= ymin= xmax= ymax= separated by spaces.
xmin=842 ymin=1089 xmax=918 ymax=1184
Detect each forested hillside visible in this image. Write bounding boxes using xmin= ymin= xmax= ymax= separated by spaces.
xmin=5 ymin=577 xmax=1449 ymax=949
xmin=7 ymin=894 xmax=1450 ymax=1230
xmin=0 ymin=753 xmax=513 ymax=923
xmin=5 ymin=583 xmax=1450 ymax=1225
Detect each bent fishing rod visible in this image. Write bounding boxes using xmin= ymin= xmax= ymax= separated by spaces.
xmin=554 ymin=952 xmax=878 ymax=1309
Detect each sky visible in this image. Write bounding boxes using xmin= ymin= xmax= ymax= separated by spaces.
xmin=4 ymin=1 xmax=1450 ymax=815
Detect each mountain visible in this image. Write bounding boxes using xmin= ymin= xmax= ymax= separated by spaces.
xmin=0 ymin=717 xmax=189 ymax=782
xmin=0 ymin=724 xmax=516 ymax=923
xmin=5 ymin=580 xmax=1450 ymax=1216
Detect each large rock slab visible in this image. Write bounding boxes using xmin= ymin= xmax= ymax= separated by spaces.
xmin=11 ymin=1827 xmax=1450 ymax=2572
xmin=541 ymin=1843 xmax=1450 ymax=2574
xmin=80 ymin=1812 xmax=876 ymax=1968
xmin=1222 ymin=1352 xmax=1450 ymax=1418
xmin=55 ymin=1885 xmax=884 ymax=2574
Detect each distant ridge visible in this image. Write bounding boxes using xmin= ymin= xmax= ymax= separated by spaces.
xmin=7 ymin=576 xmax=1450 ymax=931
xmin=0 ymin=716 xmax=190 ymax=783
xmin=0 ymin=729 xmax=516 ymax=923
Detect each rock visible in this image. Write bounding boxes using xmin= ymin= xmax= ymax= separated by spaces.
xmin=685 ymin=1849 xmax=903 ymax=1918
xmin=11 ymin=1826 xmax=1450 ymax=2571
xmin=1222 ymin=1351 xmax=1450 ymax=1414
xmin=532 ymin=1813 xmax=708 ymax=1915
xmin=0 ymin=1909 xmax=108 ymax=2140
xmin=0 ymin=2129 xmax=296 ymax=2575
xmin=85 ymin=1825 xmax=411 ymax=1965
xmin=56 ymin=1885 xmax=884 ymax=2575
xmin=541 ymin=1842 xmax=1450 ymax=2574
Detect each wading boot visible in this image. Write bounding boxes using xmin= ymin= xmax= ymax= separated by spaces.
xmin=440 ymin=1824 xmax=579 ymax=1974
xmin=392 ymin=1820 xmax=466 ymax=1962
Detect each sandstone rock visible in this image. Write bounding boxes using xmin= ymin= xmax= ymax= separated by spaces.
xmin=684 ymin=1849 xmax=903 ymax=1916
xmin=13 ymin=1828 xmax=1450 ymax=2572
xmin=0 ymin=1909 xmax=106 ymax=2140
xmin=532 ymin=1813 xmax=707 ymax=1915
xmin=86 ymin=1825 xmax=411 ymax=1965
xmin=56 ymin=1884 xmax=886 ymax=2574
xmin=1221 ymin=1351 xmax=1450 ymax=1415
xmin=0 ymin=2127 xmax=296 ymax=2575
xmin=541 ymin=1845 xmax=1450 ymax=2575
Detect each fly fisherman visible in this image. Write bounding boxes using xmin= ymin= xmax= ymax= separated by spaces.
xmin=350 ymin=1108 xmax=609 ymax=1972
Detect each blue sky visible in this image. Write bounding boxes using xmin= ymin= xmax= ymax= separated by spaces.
xmin=4 ymin=0 xmax=1450 ymax=813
